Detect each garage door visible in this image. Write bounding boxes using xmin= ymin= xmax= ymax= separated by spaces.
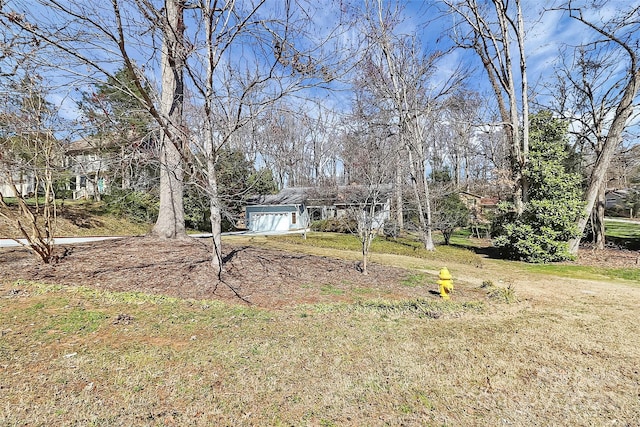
xmin=250 ymin=212 xmax=290 ymax=232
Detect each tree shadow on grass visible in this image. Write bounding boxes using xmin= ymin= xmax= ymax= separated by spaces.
xmin=605 ymin=236 xmax=640 ymax=251
xmin=447 ymin=241 xmax=505 ymax=261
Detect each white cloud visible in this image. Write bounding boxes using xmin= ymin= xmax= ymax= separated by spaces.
xmin=47 ymin=93 xmax=81 ymax=122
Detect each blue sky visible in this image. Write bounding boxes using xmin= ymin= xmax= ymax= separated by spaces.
xmin=3 ymin=0 xmax=638 ymax=139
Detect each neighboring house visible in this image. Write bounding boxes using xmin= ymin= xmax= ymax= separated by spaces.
xmin=479 ymin=196 xmax=499 ymax=216
xmin=457 ymin=191 xmax=499 ymax=238
xmin=245 ymin=204 xmax=308 ymax=232
xmin=458 ymin=191 xmax=482 ymax=211
xmin=458 ymin=191 xmax=499 ymax=221
xmin=246 ymin=185 xmax=392 ymax=233
xmin=605 ymin=188 xmax=640 ymax=217
xmin=2 ymin=133 xmax=154 ymax=201
xmin=245 ymin=187 xmax=309 ymax=233
xmin=64 ymin=134 xmax=155 ymax=200
xmin=605 ymin=188 xmax=631 ymax=210
xmin=0 ymin=169 xmax=36 ymax=198
xmin=65 ymin=138 xmax=114 ymax=200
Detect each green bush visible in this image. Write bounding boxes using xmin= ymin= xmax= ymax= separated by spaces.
xmin=102 ymin=189 xmax=159 ymax=223
xmin=493 ymin=111 xmax=583 ymax=263
xmin=432 ymin=193 xmax=469 ymax=245
xmin=183 ymin=188 xmax=211 ymax=231
xmin=311 ymin=218 xmax=356 ymax=233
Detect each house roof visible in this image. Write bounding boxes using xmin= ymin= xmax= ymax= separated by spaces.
xmin=480 ymin=197 xmax=499 ymax=207
xmin=249 ymin=185 xmax=393 ymax=206
xmin=66 ymin=130 xmax=152 ymax=155
xmin=65 ymin=137 xmax=117 ymax=154
xmin=458 ymin=191 xmax=482 ymax=199
xmin=606 ymin=188 xmax=632 ymax=197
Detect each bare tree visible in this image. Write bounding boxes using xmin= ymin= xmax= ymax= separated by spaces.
xmin=0 ymin=1 xmax=193 ymax=238
xmin=180 ymin=1 xmax=347 ymax=274
xmin=152 ymin=0 xmax=187 ymax=238
xmin=445 ymin=0 xmax=530 ymax=214
xmin=0 ymin=7 xmax=67 ymax=263
xmin=300 ymin=101 xmax=343 ymax=187
xmin=252 ymin=100 xmax=343 ymax=189
xmin=341 ymin=108 xmax=394 ymax=274
xmin=0 ymin=73 xmax=63 ymax=263
xmin=549 ymin=1 xmax=640 ymax=253
xmin=356 ymin=0 xmax=463 ymax=249
xmin=436 ymin=90 xmax=483 ymax=190
xmin=2 ymin=1 xmax=351 ymax=275
xmin=254 ymin=104 xmax=308 ymax=190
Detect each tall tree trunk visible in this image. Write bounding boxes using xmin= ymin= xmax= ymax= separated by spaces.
xmin=207 ymin=155 xmax=223 ymax=276
xmin=593 ymin=182 xmax=606 ymax=249
xmin=453 ymin=139 xmax=460 ymax=187
xmin=154 ymin=138 xmax=185 ymax=238
xmin=450 ymin=0 xmax=529 ymax=213
xmin=394 ymin=148 xmax=404 ymax=231
xmin=422 ymin=173 xmax=435 ymax=251
xmin=152 ymin=0 xmax=185 ymax=239
xmin=406 ymin=145 xmax=435 ymax=251
xmin=569 ymin=68 xmax=640 ymax=254
xmin=497 ymin=1 xmax=523 ymax=214
xmin=515 ymin=0 xmax=529 ymax=204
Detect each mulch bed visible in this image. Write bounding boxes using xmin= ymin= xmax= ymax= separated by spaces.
xmin=0 ymin=237 xmax=440 ymax=308
xmin=3 ymin=237 xmax=636 ymax=308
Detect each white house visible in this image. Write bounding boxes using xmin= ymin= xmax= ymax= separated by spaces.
xmin=64 ymin=138 xmax=113 ymax=200
xmin=245 ymin=187 xmax=309 ymax=232
xmin=246 ymin=185 xmax=391 ymax=233
xmin=0 ymin=170 xmax=36 ymax=198
xmin=245 ymin=204 xmax=308 ymax=232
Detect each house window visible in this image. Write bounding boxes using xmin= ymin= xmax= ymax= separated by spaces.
xmin=292 ymin=212 xmax=297 ymax=224
xmin=80 ymin=176 xmax=87 ymax=188
xmin=309 ymin=208 xmax=322 ymax=221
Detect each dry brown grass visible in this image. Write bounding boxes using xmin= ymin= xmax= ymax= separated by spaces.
xmin=2 ymin=228 xmax=640 ymax=425
xmin=0 ymin=202 xmax=150 ymax=239
xmin=2 ymin=264 xmax=639 ymax=426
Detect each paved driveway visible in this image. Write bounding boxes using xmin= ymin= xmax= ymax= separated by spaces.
xmin=0 ymin=236 xmax=123 ymax=248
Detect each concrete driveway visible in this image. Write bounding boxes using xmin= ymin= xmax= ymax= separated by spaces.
xmin=0 ymin=229 xmax=308 ymax=248
xmin=0 ymin=236 xmax=123 ymax=248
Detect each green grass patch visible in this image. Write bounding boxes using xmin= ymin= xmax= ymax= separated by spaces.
xmin=320 ymin=284 xmax=344 ymax=295
xmin=604 ymin=219 xmax=640 ymax=250
xmin=605 ymin=219 xmax=640 ymax=238
xmin=401 ymin=273 xmax=426 ymax=287
xmin=448 ymin=233 xmax=485 ymax=248
xmin=270 ymin=232 xmax=483 ymax=266
xmin=46 ymin=307 xmax=108 ymax=334
xmin=0 ymin=196 xmax=51 ymax=206
xmin=524 ymin=263 xmax=640 ymax=283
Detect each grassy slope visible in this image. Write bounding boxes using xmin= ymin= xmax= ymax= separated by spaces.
xmin=0 ymin=200 xmax=151 ymax=238
xmin=263 ymin=232 xmax=640 ymax=283
xmin=604 ymin=218 xmax=640 ymax=250
xmin=1 ymin=216 xmax=640 ymax=425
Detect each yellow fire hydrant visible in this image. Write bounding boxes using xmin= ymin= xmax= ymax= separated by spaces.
xmin=437 ymin=267 xmax=453 ymax=300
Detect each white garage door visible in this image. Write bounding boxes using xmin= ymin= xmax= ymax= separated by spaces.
xmin=251 ymin=212 xmax=290 ymax=232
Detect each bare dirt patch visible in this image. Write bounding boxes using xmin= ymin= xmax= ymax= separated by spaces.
xmin=0 ymin=237 xmax=487 ymax=307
